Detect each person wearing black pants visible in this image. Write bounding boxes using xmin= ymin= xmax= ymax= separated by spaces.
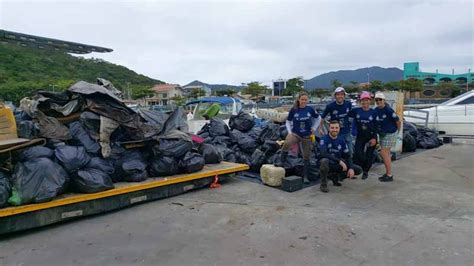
xmin=319 ymin=120 xmax=362 ymax=193
xmin=349 ymin=91 xmax=377 ymax=180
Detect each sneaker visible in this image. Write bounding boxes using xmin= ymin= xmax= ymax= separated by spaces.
xmin=333 ymin=180 xmax=342 ymax=186
xmin=320 ymin=184 xmax=329 ymax=193
xmin=379 ymin=175 xmax=394 ymax=182
xmin=362 ymin=172 xmax=368 ymax=180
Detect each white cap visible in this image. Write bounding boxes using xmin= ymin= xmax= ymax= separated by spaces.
xmin=334 ymin=87 xmax=346 ymax=95
xmin=374 ymin=91 xmax=386 ymax=100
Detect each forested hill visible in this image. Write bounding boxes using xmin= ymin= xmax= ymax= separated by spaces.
xmin=0 ymin=44 xmax=163 ymax=103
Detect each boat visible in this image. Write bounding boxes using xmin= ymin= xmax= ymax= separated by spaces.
xmin=404 ymin=90 xmax=474 ymax=135
xmin=186 ymin=97 xmax=243 ymax=134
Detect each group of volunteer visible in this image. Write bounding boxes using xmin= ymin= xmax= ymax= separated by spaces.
xmin=277 ymin=88 xmax=401 ymax=193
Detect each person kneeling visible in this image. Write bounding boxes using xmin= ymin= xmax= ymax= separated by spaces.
xmin=319 ymin=120 xmax=362 ymax=193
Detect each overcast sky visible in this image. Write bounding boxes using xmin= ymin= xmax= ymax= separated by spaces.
xmin=1 ymin=0 xmax=473 ymax=85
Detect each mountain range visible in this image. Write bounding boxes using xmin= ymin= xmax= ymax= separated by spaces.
xmin=183 ymin=80 xmax=245 ymax=91
xmin=304 ymin=66 xmax=403 ymax=89
xmin=185 ymin=66 xmax=403 ymax=91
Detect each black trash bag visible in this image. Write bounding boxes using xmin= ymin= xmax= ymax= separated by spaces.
xmin=179 ymin=152 xmax=205 ymax=173
xmin=211 ymin=135 xmax=232 ymax=146
xmin=259 ymin=123 xmax=281 ymax=143
xmin=80 ymin=111 xmax=101 ymax=139
xmin=229 ymin=111 xmax=255 ymax=132
xmin=235 ymin=151 xmax=252 ymax=165
xmin=197 ymin=123 xmax=210 ymax=137
xmin=15 ymin=111 xmax=32 ymax=122
xmin=17 ymin=146 xmax=54 ymax=162
xmin=0 ymin=170 xmax=12 ymax=208
xmin=154 ymin=139 xmax=193 ymax=158
xmin=403 ymin=121 xmax=419 ymax=138
xmin=55 ymin=145 xmax=91 ymax=173
xmin=72 ymin=168 xmax=114 ymax=193
xmin=122 ymin=159 xmax=148 ymax=182
xmin=417 ymin=127 xmax=442 ymax=149
xmin=138 ymin=109 xmax=168 ymax=126
xmin=37 ymin=90 xmax=71 ymax=105
xmin=209 ymin=118 xmax=230 ymax=137
xmin=149 ymin=156 xmax=180 ymax=176
xmin=86 ymin=157 xmax=115 ymax=175
xmin=308 ymin=162 xmax=320 ymax=181
xmin=198 ymin=143 xmax=223 ymax=164
xmin=17 ymin=120 xmax=39 ymax=139
xmin=402 ymin=132 xmax=417 ymax=152
xmin=261 ymin=140 xmax=280 ymax=154
xmin=250 ymin=149 xmax=266 ymax=172
xmin=215 ymin=145 xmax=237 ymax=162
xmin=8 ymin=158 xmax=68 ymax=205
xmin=272 ymin=150 xmax=304 ymax=176
xmin=237 ymin=133 xmax=258 ymax=153
xmin=69 ymin=121 xmax=101 ymax=154
xmin=279 ymin=125 xmax=288 ymax=139
xmin=198 ymin=131 xmax=210 ymax=139
xmin=162 ymin=107 xmax=188 ymax=134
xmin=230 ymin=129 xmax=244 ymax=144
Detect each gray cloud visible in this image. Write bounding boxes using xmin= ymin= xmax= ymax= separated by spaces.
xmin=1 ymin=0 xmax=472 ymax=85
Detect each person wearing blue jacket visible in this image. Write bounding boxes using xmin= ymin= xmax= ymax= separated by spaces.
xmin=276 ymin=92 xmax=321 ymax=184
xmin=320 ymin=87 xmax=353 ymax=155
xmin=349 ymin=91 xmax=377 ymax=180
xmin=374 ymin=92 xmax=401 ymax=182
xmin=319 ymin=120 xmax=362 ymax=193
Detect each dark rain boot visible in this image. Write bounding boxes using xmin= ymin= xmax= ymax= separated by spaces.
xmin=275 ymin=151 xmax=288 ymax=167
xmin=303 ymin=160 xmax=310 ymax=184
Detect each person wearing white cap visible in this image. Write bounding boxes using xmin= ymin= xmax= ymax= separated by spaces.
xmin=374 ymin=91 xmax=401 ymax=182
xmin=320 ymin=87 xmax=354 ymax=155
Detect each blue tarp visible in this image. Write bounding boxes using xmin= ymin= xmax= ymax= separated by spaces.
xmin=186 ymin=97 xmax=241 ymax=106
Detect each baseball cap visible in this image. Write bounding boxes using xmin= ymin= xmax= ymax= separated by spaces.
xmin=360 ymin=91 xmax=372 ymax=100
xmin=334 ymin=87 xmax=346 ymax=95
xmin=374 ymin=92 xmax=386 ymax=100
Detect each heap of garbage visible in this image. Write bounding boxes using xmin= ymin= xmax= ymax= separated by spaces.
xmin=402 ymin=121 xmax=443 ymax=152
xmin=196 ymin=111 xmax=320 ymax=179
xmin=0 ymin=79 xmax=209 ymax=208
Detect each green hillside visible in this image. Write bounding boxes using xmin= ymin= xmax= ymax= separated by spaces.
xmin=0 ymin=44 xmax=163 ymax=103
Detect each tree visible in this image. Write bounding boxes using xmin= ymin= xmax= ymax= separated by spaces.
xmin=171 ymin=95 xmax=186 ymax=106
xmin=215 ymin=89 xmax=235 ymax=96
xmin=130 ymin=85 xmax=154 ymax=99
xmin=331 ymin=79 xmax=342 ymax=88
xmin=284 ymin=76 xmax=304 ymax=96
xmin=346 ymin=81 xmax=360 ymax=93
xmin=189 ymin=88 xmax=206 ymax=99
xmin=243 ymin=82 xmax=266 ymax=97
xmin=369 ymin=80 xmax=384 ymax=92
xmin=399 ymin=78 xmax=423 ymax=98
xmin=310 ymin=89 xmax=331 ymax=98
xmin=436 ymin=82 xmax=461 ymax=97
xmin=384 ymin=81 xmax=401 ymax=91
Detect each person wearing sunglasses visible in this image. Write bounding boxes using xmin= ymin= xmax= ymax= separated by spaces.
xmin=349 ymin=91 xmax=377 ymax=180
xmin=374 ymin=92 xmax=401 ymax=182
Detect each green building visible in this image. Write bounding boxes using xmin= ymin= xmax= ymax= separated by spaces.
xmin=403 ymin=62 xmax=473 ymax=98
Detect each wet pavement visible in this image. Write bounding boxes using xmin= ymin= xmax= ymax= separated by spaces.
xmin=1 ymin=139 xmax=473 ymax=265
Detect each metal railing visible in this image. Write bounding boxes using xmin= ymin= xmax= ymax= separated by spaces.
xmin=404 ymin=108 xmax=430 ymax=127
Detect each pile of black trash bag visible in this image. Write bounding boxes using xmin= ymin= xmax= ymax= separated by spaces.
xmin=0 ymin=79 xmax=208 ymax=208
xmin=196 ymin=111 xmax=320 ymax=180
xmin=403 ymin=121 xmax=443 ymax=152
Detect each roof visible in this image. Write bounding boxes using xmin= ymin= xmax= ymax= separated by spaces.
xmin=186 ymin=97 xmax=241 ymax=106
xmin=183 ymin=85 xmax=211 ymax=90
xmin=151 ymin=84 xmax=182 ymax=93
xmin=0 ymin=29 xmax=112 ymax=54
